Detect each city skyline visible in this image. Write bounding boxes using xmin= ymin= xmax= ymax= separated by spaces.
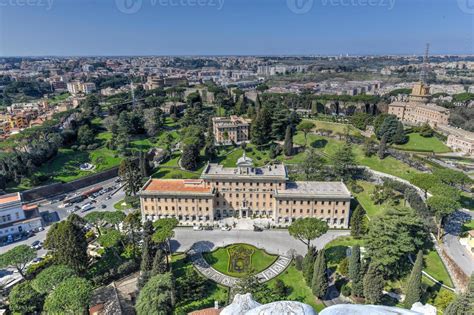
xmin=1 ymin=0 xmax=473 ymax=56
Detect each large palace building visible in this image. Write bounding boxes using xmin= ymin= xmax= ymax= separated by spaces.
xmin=388 ymin=82 xmax=450 ymax=127
xmin=212 ymin=116 xmax=251 ymax=145
xmin=139 ymin=154 xmax=352 ymax=228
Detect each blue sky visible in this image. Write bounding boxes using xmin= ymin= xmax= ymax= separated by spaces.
xmin=0 ymin=0 xmax=473 ymax=56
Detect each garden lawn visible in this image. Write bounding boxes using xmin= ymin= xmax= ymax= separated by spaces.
xmin=152 ymin=152 xmax=205 ymax=179
xmin=291 ymin=132 xmax=422 ymax=181
xmin=324 ymin=236 xmax=366 ymax=268
xmin=172 ymin=253 xmax=229 ymax=313
xmin=394 ymin=133 xmax=451 ymax=153
xmin=351 ymin=181 xmax=398 ymax=218
xmin=423 ymin=250 xmax=454 ymax=287
xmin=267 ymin=264 xmax=325 ymax=312
xmin=303 ymin=119 xmax=359 ymax=136
xmin=35 ymin=147 xmax=121 ymax=183
xmin=217 ymin=144 xmax=272 ymax=167
xmin=202 ymin=244 xmax=277 ymax=278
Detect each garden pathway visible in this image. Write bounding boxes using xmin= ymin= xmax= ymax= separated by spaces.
xmin=188 ymin=244 xmax=292 ymax=288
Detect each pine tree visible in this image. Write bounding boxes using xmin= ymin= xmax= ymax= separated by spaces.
xmin=311 ymin=249 xmax=328 ymax=298
xmin=404 ymin=250 xmax=423 ymax=308
xmin=363 ymin=264 xmax=384 ymax=304
xmin=350 ymin=206 xmax=367 ymax=239
xmin=302 ymin=247 xmax=317 ymax=285
xmin=283 ymin=126 xmax=293 ymax=156
xmin=151 ymin=249 xmax=167 ymax=275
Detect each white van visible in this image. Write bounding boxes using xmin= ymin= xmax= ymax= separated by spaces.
xmin=81 ymin=204 xmax=94 ymax=212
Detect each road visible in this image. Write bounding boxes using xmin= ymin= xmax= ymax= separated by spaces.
xmin=0 ymin=178 xmax=127 ymax=289
xmin=172 ymin=228 xmax=349 ymax=255
xmin=1 ymin=178 xmax=126 ymax=251
xmin=442 ymin=209 xmax=474 ymax=276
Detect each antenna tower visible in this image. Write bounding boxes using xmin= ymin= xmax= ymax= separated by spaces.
xmin=420 ymin=43 xmax=430 ymax=83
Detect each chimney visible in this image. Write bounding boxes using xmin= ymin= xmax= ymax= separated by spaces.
xmin=214 ymin=300 xmax=219 ymax=309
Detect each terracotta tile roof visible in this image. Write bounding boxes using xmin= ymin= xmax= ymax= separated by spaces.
xmin=144 ymin=179 xmax=211 ymax=194
xmin=0 ymin=193 xmax=21 ymax=205
xmin=189 ymin=308 xmax=221 ymax=315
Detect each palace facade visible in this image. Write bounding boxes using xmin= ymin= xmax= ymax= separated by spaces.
xmin=139 ymin=154 xmax=352 ymax=228
xmin=212 ymin=116 xmax=251 ymax=145
xmin=388 ymin=82 xmax=450 ymax=127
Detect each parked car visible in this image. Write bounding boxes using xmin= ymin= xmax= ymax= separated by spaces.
xmin=101 ymin=204 xmax=107 ymax=209
xmin=193 ymin=225 xmax=202 ymax=231
xmin=203 ymin=226 xmax=213 ymax=230
xmin=220 ymin=226 xmax=231 ymax=231
xmin=31 ymin=240 xmax=42 ymax=250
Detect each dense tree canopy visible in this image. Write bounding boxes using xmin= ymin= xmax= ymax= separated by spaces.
xmin=0 ymin=244 xmax=36 ymax=278
xmin=288 ymin=218 xmax=328 ymax=249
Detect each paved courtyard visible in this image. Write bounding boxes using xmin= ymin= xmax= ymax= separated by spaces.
xmin=172 ymin=228 xmax=349 ymax=256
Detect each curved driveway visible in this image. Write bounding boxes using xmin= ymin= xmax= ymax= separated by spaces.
xmin=171 ymin=228 xmax=349 ymax=255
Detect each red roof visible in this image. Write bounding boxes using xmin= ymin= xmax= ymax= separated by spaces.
xmin=0 ymin=193 xmax=21 ymax=205
xmin=144 ymin=179 xmax=211 ymax=194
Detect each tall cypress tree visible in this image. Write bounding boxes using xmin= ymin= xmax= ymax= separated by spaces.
xmin=303 ymin=247 xmax=317 ymax=285
xmin=151 ymin=249 xmax=167 ymax=276
xmin=283 ymin=126 xmax=293 ymax=156
xmin=445 ymin=273 xmax=473 ymax=315
xmin=404 ymin=250 xmax=423 ymax=308
xmin=378 ymin=134 xmax=388 ymax=159
xmin=311 ymin=249 xmax=328 ymax=299
xmin=349 ymin=245 xmax=364 ymax=297
xmin=350 ymin=206 xmax=367 ymax=239
xmin=363 ymin=264 xmax=384 ymax=304
xmin=251 ymin=107 xmax=272 ymax=145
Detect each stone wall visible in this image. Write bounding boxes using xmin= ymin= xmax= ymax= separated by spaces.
xmin=22 ymin=167 xmax=119 ymax=202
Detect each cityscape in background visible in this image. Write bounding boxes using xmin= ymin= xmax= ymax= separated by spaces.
xmin=0 ymin=0 xmax=473 ymax=315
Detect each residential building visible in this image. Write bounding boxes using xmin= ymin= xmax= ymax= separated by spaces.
xmin=212 ymin=116 xmax=251 ymax=145
xmin=67 ymin=81 xmax=96 ymax=95
xmin=388 ymin=82 xmax=450 ymax=127
xmin=139 ymin=154 xmax=351 ymax=228
xmin=0 ymin=193 xmax=43 ymax=240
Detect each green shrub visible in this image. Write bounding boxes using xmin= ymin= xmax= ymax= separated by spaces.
xmin=341 ymin=283 xmax=352 ymax=296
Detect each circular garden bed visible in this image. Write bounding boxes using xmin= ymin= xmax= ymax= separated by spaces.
xmin=202 ymin=243 xmax=278 ymax=278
